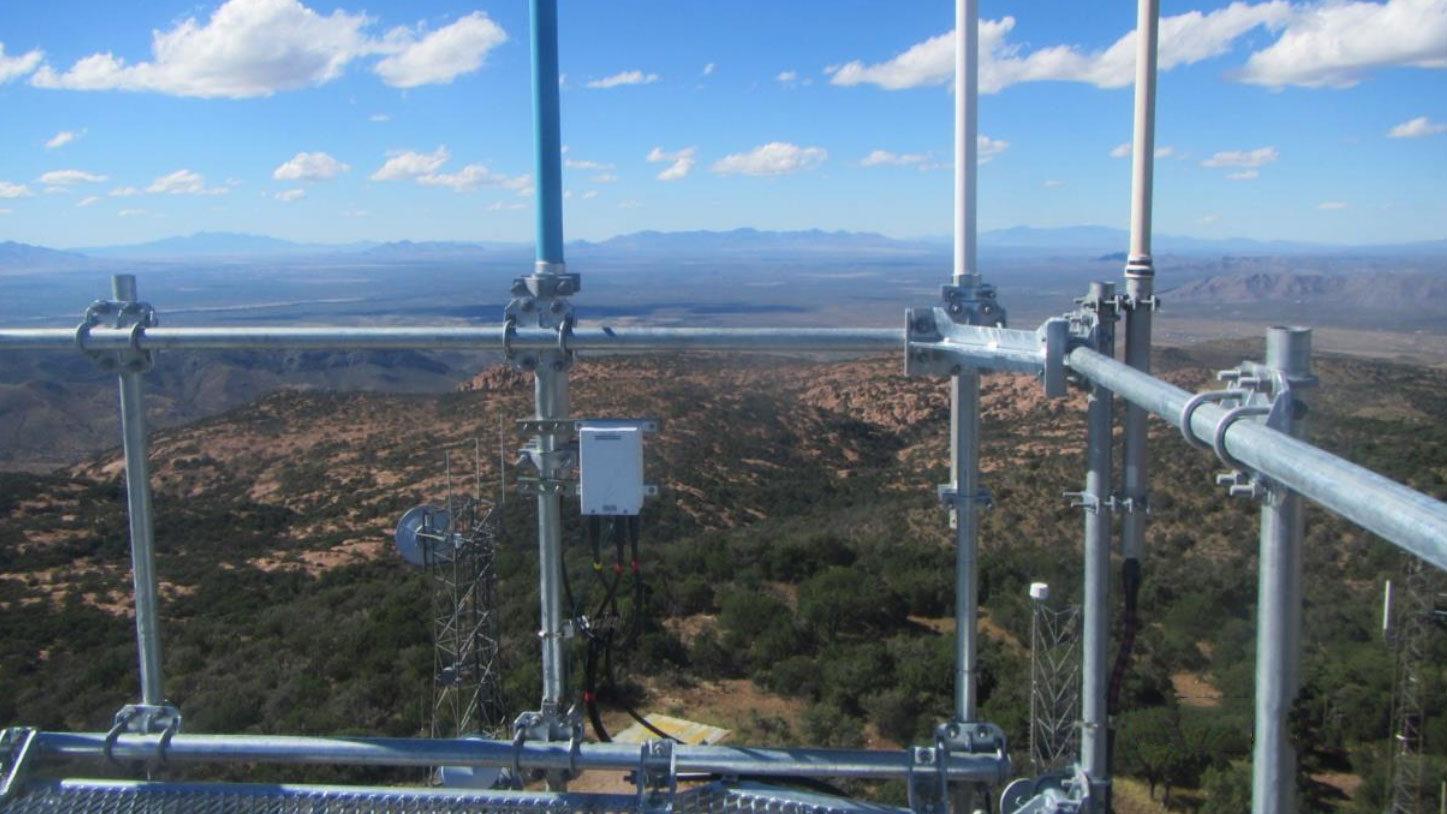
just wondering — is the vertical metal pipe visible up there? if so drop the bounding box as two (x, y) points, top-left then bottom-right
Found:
(951, 371), (981, 721)
(113, 275), (165, 707)
(1251, 327), (1310, 814)
(530, 0), (565, 268)
(534, 363), (569, 711)
(1081, 285), (1115, 810)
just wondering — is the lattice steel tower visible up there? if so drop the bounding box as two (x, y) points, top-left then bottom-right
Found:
(1387, 557), (1442, 814)
(1027, 583), (1081, 776)
(397, 442), (507, 741)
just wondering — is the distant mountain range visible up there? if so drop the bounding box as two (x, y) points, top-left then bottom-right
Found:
(6, 227), (1443, 269)
(0, 241), (99, 271)
(71, 231), (380, 258)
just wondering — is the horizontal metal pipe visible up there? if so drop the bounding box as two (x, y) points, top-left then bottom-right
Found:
(0, 326), (902, 354)
(1067, 347), (1447, 569)
(32, 732), (1007, 783)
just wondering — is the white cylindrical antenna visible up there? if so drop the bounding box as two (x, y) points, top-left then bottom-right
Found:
(1029, 582), (1050, 602)
(1128, 0), (1160, 263)
(1383, 579), (1394, 642)
(954, 0), (979, 283)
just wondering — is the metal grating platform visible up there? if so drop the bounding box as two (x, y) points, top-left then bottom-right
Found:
(0, 779), (906, 814)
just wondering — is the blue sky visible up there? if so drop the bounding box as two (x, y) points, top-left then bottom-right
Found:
(1, 0), (1444, 248)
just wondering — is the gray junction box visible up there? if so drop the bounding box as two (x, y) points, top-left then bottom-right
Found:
(578, 424), (644, 516)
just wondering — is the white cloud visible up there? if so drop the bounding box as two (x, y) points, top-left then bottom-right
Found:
(110, 186), (141, 197)
(147, 169), (227, 195)
(30, 0), (375, 98)
(77, 195), (100, 207)
(828, 4), (1291, 92)
(273, 151), (350, 181)
(374, 11), (506, 88)
(0, 43), (43, 83)
(45, 130), (79, 149)
(0, 209), (11, 215)
(1389, 116), (1447, 138)
(618, 199), (641, 209)
(1226, 169), (1261, 180)
(38, 169), (106, 186)
(0, 182), (35, 198)
(1202, 146), (1279, 168)
(1239, 0), (1447, 89)
(712, 142), (828, 176)
(118, 208), (146, 217)
(486, 201), (526, 211)
(582, 190), (599, 199)
(777, 70), (798, 82)
(978, 135), (1010, 162)
(1318, 200), (1348, 210)
(1198, 213), (1221, 224)
(416, 164), (531, 194)
(370, 113), (390, 123)
(702, 62), (716, 76)
(860, 149), (928, 167)
(1155, 145), (1177, 159)
(275, 188), (306, 201)
(564, 158), (615, 171)
(1042, 179), (1065, 188)
(586, 70), (659, 89)
(588, 173), (618, 184)
(647, 146), (697, 181)
(371, 146), (450, 180)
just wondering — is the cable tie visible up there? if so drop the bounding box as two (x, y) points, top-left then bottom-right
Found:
(631, 560), (641, 573)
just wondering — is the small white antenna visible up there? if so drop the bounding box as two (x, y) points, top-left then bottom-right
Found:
(1383, 579), (1394, 643)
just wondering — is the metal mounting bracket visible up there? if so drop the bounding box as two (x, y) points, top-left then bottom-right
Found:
(111, 703), (181, 737)
(635, 738), (677, 812)
(999, 766), (1090, 813)
(909, 720), (1009, 813)
(1188, 360), (1314, 501)
(76, 298), (157, 373)
(1063, 491), (1119, 513)
(904, 307), (1062, 389)
(518, 418), (662, 436)
(938, 484), (993, 510)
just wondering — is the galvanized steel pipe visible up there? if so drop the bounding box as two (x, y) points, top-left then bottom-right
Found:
(1067, 347), (1447, 569)
(0, 326), (901, 353)
(112, 276), (166, 708)
(30, 732), (1009, 783)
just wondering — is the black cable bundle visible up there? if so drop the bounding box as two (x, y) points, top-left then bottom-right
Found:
(578, 514), (673, 743)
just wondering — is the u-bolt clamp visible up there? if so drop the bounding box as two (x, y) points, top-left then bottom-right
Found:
(502, 315), (518, 363)
(510, 719), (531, 781)
(1212, 404), (1271, 472)
(557, 312), (574, 358)
(1178, 390), (1241, 450)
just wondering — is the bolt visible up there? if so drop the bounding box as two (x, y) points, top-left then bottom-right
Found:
(550, 301), (565, 314)
(948, 303), (964, 315)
